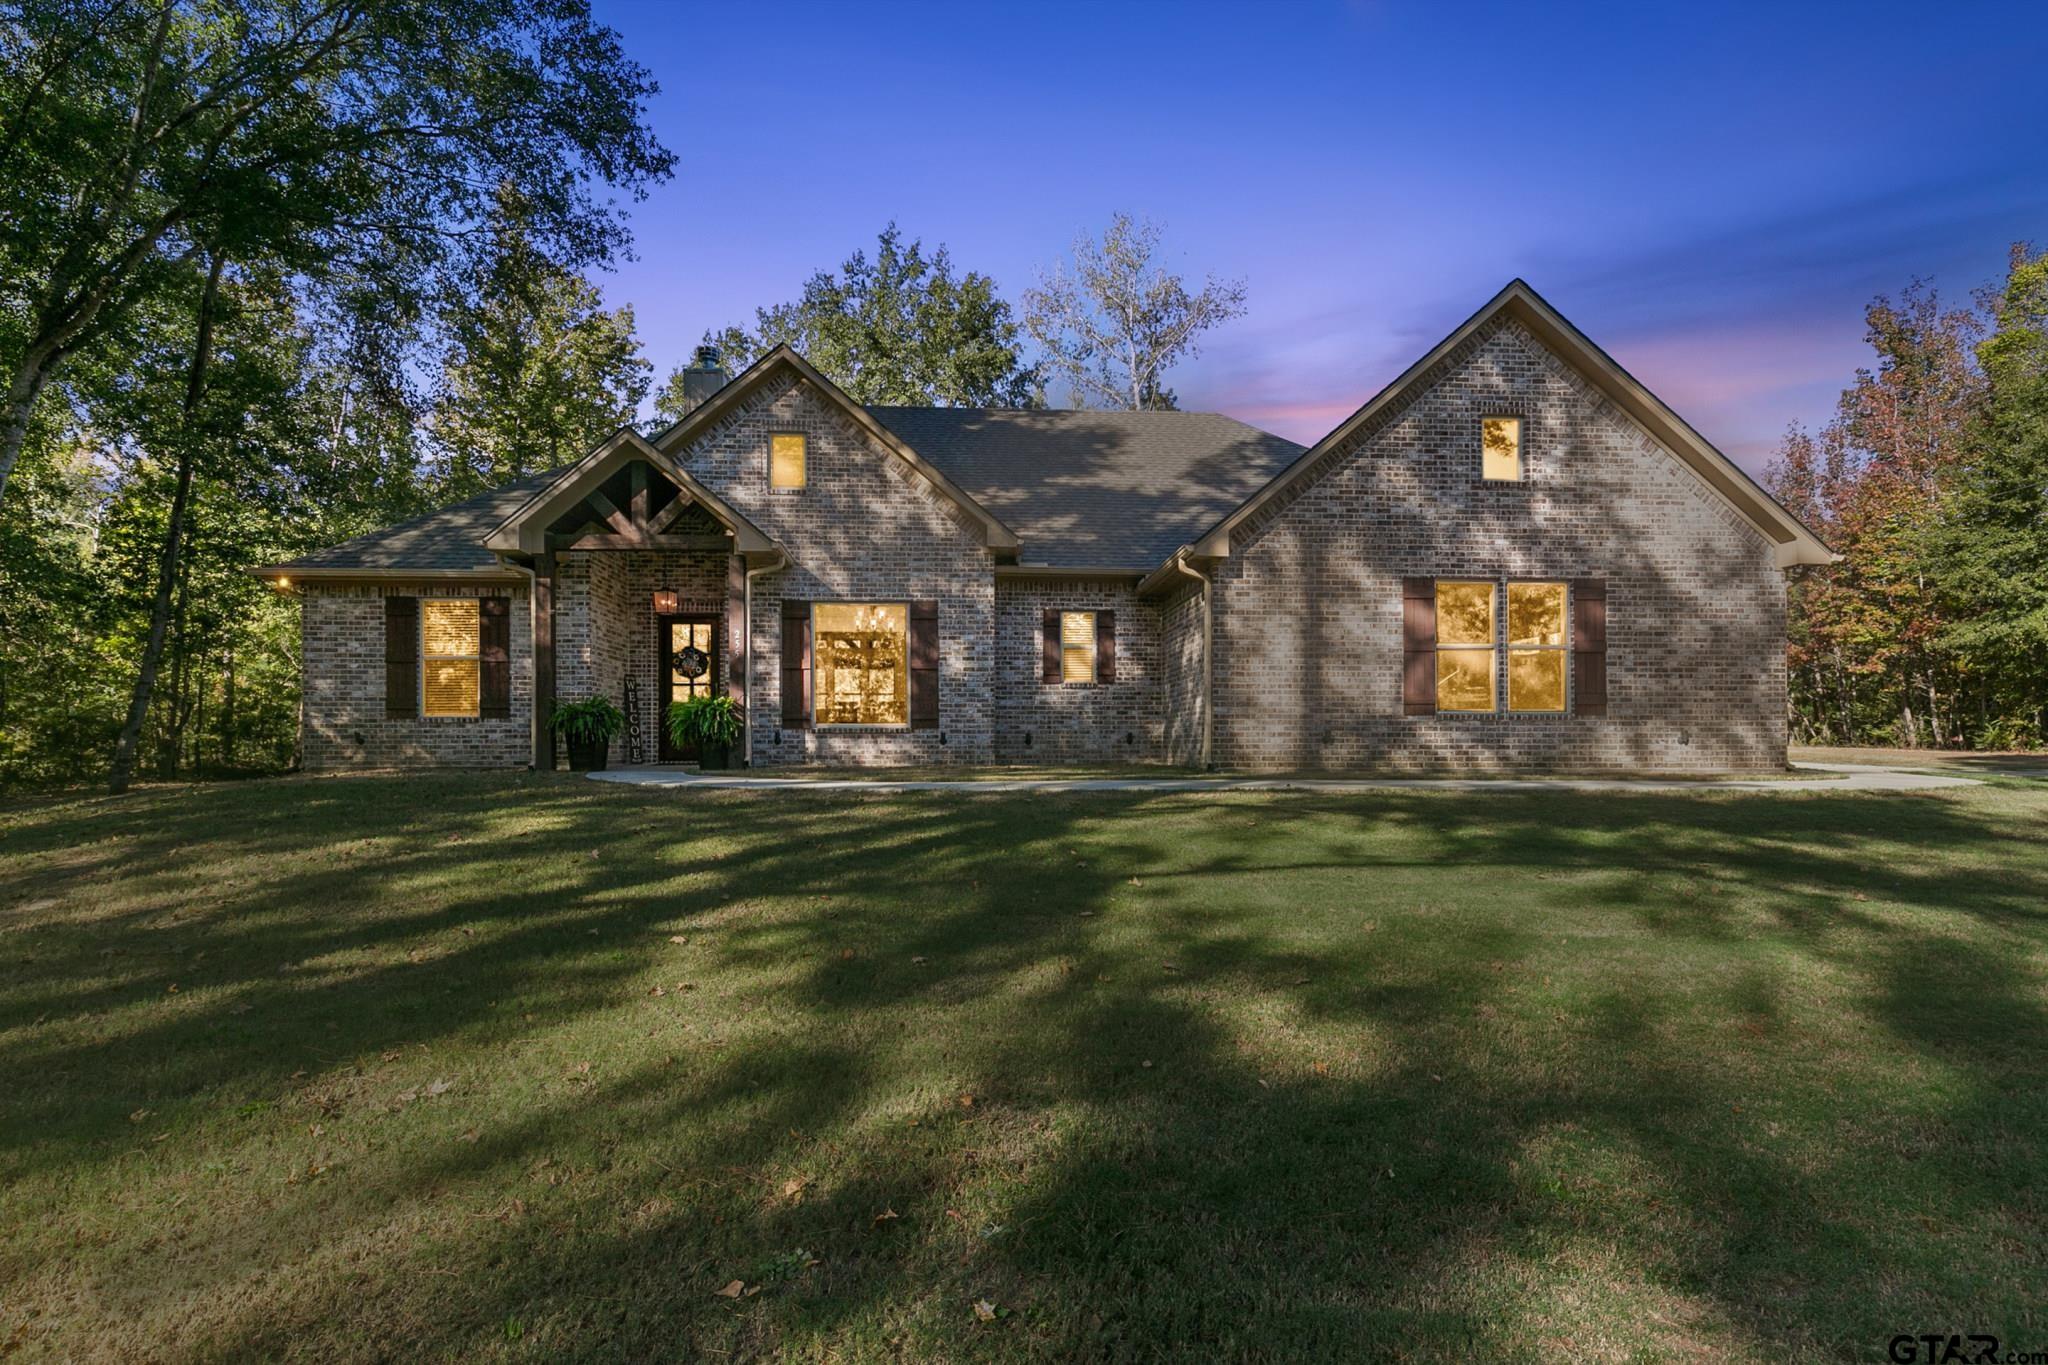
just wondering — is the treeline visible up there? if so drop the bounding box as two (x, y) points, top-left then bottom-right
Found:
(1769, 246), (2048, 749)
(0, 7), (1252, 799)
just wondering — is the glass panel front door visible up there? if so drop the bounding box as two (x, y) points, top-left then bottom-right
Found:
(659, 616), (718, 760)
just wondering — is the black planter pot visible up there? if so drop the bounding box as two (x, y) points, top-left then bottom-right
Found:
(565, 736), (610, 772)
(697, 740), (733, 771)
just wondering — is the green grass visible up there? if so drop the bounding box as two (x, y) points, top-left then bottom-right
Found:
(2, 774), (2044, 1361)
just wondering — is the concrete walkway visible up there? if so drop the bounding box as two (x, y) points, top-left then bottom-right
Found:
(588, 761), (1978, 795)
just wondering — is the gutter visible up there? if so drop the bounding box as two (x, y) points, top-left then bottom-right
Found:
(1167, 551), (1214, 770)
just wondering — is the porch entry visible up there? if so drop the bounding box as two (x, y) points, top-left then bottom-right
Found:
(657, 614), (720, 761)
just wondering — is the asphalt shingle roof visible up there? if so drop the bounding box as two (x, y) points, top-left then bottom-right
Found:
(270, 409), (1303, 574)
(272, 466), (568, 573)
(867, 407), (1303, 568)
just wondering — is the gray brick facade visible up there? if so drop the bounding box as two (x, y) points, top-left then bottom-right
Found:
(991, 578), (1162, 763)
(300, 582), (532, 769)
(288, 288), (1810, 776)
(673, 371), (996, 767)
(1208, 316), (1786, 772)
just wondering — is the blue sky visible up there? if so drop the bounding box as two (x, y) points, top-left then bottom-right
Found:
(588, 0), (2046, 474)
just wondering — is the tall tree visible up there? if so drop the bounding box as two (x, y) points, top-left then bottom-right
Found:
(1769, 281), (1986, 746)
(1930, 245), (2048, 742)
(1022, 213), (1247, 410)
(431, 192), (650, 496)
(0, 0), (674, 509)
(665, 224), (1038, 420)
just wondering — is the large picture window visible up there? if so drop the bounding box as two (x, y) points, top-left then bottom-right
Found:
(814, 602), (908, 726)
(421, 599), (480, 717)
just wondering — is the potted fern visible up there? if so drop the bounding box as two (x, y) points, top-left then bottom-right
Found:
(667, 695), (745, 770)
(548, 696), (626, 772)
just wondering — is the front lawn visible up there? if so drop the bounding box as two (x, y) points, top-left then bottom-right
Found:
(2, 774), (2044, 1360)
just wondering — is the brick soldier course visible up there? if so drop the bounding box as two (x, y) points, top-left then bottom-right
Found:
(259, 281), (1830, 774)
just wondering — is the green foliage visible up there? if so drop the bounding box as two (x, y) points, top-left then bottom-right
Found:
(666, 695), (744, 749)
(546, 697), (626, 744)
(665, 225), (1039, 419)
(1773, 245), (2048, 749)
(431, 189), (652, 496)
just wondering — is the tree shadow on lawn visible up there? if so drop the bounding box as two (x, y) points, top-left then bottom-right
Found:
(2, 776), (2045, 1359)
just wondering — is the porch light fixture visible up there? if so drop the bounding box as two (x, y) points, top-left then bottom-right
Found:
(651, 589), (678, 614)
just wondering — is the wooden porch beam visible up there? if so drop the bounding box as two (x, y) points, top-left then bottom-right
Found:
(584, 489), (634, 537)
(647, 493), (695, 535)
(548, 530), (734, 552)
(629, 461), (649, 530)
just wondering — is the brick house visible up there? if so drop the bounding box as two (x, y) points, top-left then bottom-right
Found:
(257, 281), (1830, 773)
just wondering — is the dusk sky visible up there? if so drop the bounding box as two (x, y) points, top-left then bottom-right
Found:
(589, 0), (2046, 475)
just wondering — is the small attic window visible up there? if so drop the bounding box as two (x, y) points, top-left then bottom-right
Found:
(770, 432), (806, 489)
(1482, 417), (1522, 481)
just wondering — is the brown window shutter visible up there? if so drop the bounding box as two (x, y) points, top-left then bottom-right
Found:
(1095, 610), (1116, 683)
(1401, 578), (1435, 715)
(780, 599), (811, 728)
(1572, 579), (1607, 716)
(1042, 609), (1060, 683)
(725, 555), (747, 711)
(384, 595), (419, 717)
(909, 600), (939, 729)
(478, 596), (511, 718)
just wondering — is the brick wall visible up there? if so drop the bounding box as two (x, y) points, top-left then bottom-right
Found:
(674, 372), (996, 766)
(991, 577), (1163, 763)
(1208, 316), (1787, 773)
(556, 548), (728, 762)
(300, 581), (532, 769)
(1159, 580), (1206, 767)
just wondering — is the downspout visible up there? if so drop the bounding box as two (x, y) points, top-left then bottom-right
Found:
(501, 553), (542, 769)
(1170, 553), (1214, 770)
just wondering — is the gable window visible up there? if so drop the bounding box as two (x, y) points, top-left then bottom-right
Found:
(1506, 582), (1567, 712)
(770, 432), (806, 488)
(1482, 416), (1522, 481)
(1434, 581), (1497, 712)
(1060, 611), (1097, 683)
(814, 602), (907, 726)
(421, 599), (480, 717)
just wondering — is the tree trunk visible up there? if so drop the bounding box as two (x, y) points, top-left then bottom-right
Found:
(108, 251), (224, 795)
(0, 361), (52, 508)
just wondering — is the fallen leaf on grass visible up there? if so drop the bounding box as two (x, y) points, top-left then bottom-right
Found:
(459, 1128), (479, 1143)
(873, 1207), (898, 1224)
(780, 1176), (810, 1201)
(129, 1108), (152, 1123)
(972, 1300), (998, 1322)
(669, 935), (689, 945)
(958, 1093), (975, 1109)
(714, 1280), (746, 1298)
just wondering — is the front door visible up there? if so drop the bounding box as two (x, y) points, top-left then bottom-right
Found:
(658, 615), (720, 761)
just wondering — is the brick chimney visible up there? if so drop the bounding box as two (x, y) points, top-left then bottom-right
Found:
(675, 345), (728, 417)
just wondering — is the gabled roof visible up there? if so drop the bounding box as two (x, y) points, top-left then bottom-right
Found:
(868, 407), (1302, 570)
(650, 345), (1023, 551)
(1179, 279), (1833, 570)
(483, 427), (777, 557)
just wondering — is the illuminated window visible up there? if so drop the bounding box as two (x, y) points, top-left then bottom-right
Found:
(814, 603), (907, 726)
(1482, 416), (1521, 481)
(421, 599), (480, 717)
(1061, 611), (1097, 683)
(770, 432), (806, 488)
(1507, 582), (1567, 712)
(1435, 581), (1496, 712)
